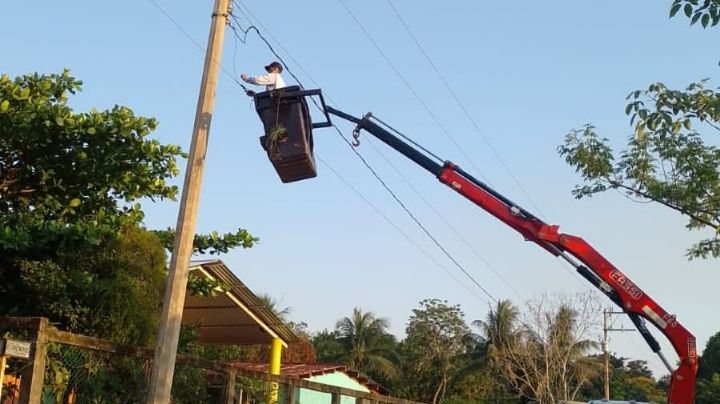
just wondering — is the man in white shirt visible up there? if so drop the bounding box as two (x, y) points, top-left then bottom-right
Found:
(241, 61), (286, 95)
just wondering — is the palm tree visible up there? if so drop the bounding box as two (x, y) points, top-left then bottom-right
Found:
(256, 292), (292, 322)
(470, 299), (521, 402)
(473, 299), (520, 353)
(546, 304), (601, 401)
(335, 308), (399, 380)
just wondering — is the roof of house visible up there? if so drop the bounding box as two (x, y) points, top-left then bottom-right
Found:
(182, 260), (298, 347)
(232, 363), (390, 395)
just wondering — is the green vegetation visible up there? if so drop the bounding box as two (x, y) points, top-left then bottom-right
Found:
(559, 0), (720, 260)
(310, 293), (720, 403)
(0, 70), (256, 345)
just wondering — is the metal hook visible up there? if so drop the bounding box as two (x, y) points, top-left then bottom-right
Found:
(351, 112), (373, 147)
(352, 125), (361, 147)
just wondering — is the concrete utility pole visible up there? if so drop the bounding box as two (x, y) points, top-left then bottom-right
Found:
(602, 308), (635, 401)
(145, 0), (230, 402)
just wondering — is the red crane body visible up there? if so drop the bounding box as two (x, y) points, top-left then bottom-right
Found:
(438, 164), (697, 403)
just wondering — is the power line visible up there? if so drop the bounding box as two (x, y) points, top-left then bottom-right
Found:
(330, 123), (498, 303)
(362, 135), (524, 301)
(144, 0), (252, 92)
(150, 0), (501, 304)
(315, 154), (489, 303)
(229, 3), (502, 304)
(384, 0), (546, 218)
(233, 1), (323, 90)
(227, 14), (306, 90)
(336, 0), (492, 184)
(229, 4), (527, 304)
(150, 1), (662, 369)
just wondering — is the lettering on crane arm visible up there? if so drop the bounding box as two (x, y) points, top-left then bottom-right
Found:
(689, 338), (697, 360)
(663, 313), (678, 328)
(609, 270), (644, 300)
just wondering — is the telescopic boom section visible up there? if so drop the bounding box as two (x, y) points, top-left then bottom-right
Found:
(325, 106), (698, 404)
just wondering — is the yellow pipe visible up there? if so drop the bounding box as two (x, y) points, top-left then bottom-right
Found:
(268, 337), (283, 404)
(270, 337), (282, 375)
(0, 356), (6, 399)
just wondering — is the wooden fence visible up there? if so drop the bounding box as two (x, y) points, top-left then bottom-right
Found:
(0, 317), (421, 404)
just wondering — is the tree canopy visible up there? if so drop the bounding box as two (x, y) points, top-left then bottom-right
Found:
(558, 2), (720, 259)
(0, 70), (256, 343)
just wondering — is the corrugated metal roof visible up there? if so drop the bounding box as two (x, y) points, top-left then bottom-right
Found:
(182, 260), (298, 346)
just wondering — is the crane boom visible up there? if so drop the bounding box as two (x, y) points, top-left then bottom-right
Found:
(324, 106), (698, 404)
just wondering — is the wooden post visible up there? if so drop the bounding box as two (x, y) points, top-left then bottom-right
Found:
(145, 0), (230, 402)
(286, 383), (297, 404)
(222, 369), (237, 404)
(331, 391), (341, 404)
(19, 318), (48, 404)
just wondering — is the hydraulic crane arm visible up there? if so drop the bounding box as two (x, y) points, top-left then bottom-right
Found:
(324, 106), (698, 404)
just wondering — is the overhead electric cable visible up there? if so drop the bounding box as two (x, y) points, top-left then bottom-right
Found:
(384, 0), (546, 217)
(228, 7), (504, 304)
(316, 154), (489, 302)
(336, 0), (492, 184)
(330, 124), (499, 303)
(363, 135), (524, 301)
(233, 1), (323, 90)
(150, 0), (506, 304)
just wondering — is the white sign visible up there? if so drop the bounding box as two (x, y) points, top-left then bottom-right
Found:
(1, 338), (32, 359)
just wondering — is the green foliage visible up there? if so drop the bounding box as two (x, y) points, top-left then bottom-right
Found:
(255, 292), (292, 321)
(699, 331), (720, 379)
(670, 0), (720, 28)
(403, 299), (470, 404)
(266, 124), (287, 154)
(0, 226), (167, 345)
(0, 71), (257, 347)
(559, 80), (720, 259)
(153, 227), (258, 256)
(312, 329), (345, 363)
(333, 308), (400, 381)
(559, 1), (720, 260)
(696, 373), (720, 404)
(581, 356), (667, 402)
(0, 70), (183, 251)
(468, 299), (520, 401)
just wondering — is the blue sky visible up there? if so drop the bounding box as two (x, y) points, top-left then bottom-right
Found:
(4, 0), (719, 377)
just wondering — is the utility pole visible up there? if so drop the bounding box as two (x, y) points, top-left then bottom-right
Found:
(145, 0), (230, 402)
(602, 308), (635, 401)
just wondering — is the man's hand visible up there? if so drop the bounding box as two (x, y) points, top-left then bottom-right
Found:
(240, 73), (249, 81)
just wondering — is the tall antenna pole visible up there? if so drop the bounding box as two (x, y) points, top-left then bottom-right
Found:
(603, 308), (636, 400)
(145, 0), (230, 401)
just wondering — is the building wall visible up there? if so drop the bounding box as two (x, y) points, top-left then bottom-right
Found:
(294, 373), (370, 404)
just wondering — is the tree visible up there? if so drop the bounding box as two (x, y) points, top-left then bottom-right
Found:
(474, 299), (520, 357)
(558, 4), (720, 260)
(669, 0), (720, 28)
(257, 292), (292, 322)
(312, 329), (345, 363)
(334, 308), (399, 381)
(0, 70), (256, 341)
(469, 299), (521, 402)
(696, 373), (720, 404)
(493, 293), (601, 403)
(403, 299), (470, 404)
(699, 331), (720, 379)
(579, 355), (666, 402)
